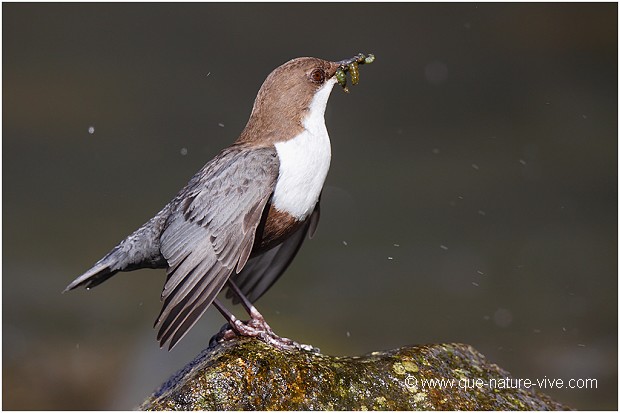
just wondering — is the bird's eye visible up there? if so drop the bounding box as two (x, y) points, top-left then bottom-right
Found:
(310, 69), (326, 84)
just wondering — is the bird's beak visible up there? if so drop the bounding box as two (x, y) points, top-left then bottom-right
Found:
(336, 53), (374, 67)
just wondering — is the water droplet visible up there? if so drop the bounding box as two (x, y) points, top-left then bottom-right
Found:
(180, 147), (188, 156)
(88, 126), (95, 135)
(424, 61), (449, 85)
(493, 308), (513, 328)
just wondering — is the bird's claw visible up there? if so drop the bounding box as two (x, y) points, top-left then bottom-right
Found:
(210, 321), (320, 353)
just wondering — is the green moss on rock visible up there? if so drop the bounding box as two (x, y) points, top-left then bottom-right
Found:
(140, 338), (569, 410)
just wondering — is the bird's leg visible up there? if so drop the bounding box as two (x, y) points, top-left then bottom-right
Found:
(225, 280), (273, 332)
(209, 282), (319, 353)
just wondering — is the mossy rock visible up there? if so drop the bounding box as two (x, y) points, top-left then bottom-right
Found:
(140, 338), (569, 410)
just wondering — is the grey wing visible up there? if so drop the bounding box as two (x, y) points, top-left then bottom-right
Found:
(155, 147), (279, 350)
(230, 203), (320, 303)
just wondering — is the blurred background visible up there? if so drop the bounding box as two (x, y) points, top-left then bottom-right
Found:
(3, 3), (617, 410)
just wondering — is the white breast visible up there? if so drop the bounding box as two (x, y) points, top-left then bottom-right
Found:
(272, 78), (337, 219)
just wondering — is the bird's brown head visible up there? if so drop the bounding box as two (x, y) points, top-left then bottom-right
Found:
(236, 54), (374, 146)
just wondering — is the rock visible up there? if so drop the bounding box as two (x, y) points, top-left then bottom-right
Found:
(140, 338), (569, 410)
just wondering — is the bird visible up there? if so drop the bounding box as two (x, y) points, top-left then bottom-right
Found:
(65, 54), (374, 351)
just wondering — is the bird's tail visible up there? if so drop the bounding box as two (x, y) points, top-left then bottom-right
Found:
(63, 247), (123, 292)
(63, 207), (169, 293)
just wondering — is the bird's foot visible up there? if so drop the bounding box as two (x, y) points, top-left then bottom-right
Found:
(210, 319), (319, 353)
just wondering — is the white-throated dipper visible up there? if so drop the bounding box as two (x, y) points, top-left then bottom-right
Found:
(65, 54), (375, 350)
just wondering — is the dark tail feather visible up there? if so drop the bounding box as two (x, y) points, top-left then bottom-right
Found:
(64, 207), (169, 293)
(63, 262), (120, 292)
(63, 243), (130, 292)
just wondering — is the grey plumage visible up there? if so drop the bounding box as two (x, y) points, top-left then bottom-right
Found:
(155, 146), (278, 348)
(65, 146), (314, 350)
(63, 207), (170, 291)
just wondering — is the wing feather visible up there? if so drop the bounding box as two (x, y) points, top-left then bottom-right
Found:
(155, 147), (279, 349)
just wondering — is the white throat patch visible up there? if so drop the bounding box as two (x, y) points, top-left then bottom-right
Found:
(272, 78), (337, 219)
